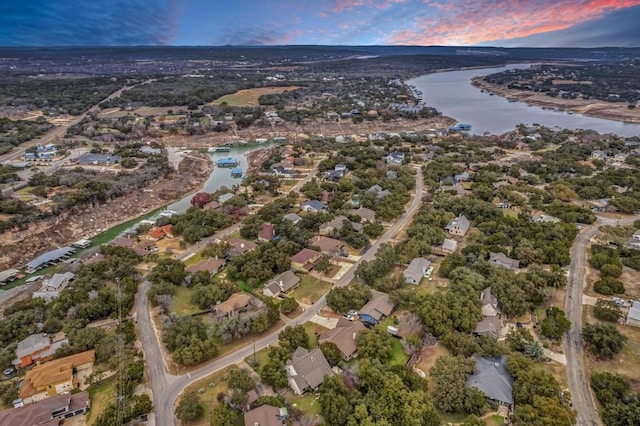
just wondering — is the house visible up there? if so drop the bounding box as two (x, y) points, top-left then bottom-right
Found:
(532, 214), (560, 224)
(26, 247), (75, 273)
(319, 320), (366, 360)
(283, 213), (302, 225)
(403, 258), (432, 285)
(319, 216), (362, 235)
(367, 184), (383, 194)
(144, 224), (174, 242)
(489, 252), (520, 270)
(258, 223), (276, 242)
(359, 291), (394, 324)
(352, 207), (376, 223)
(19, 350), (95, 405)
(13, 333), (69, 368)
(300, 200), (327, 213)
(466, 356), (514, 414)
(213, 293), (253, 318)
(591, 150), (608, 161)
(244, 404), (284, 426)
(203, 200), (220, 210)
(111, 236), (136, 249)
(77, 152), (120, 165)
(455, 171), (470, 182)
(445, 215), (470, 236)
(290, 248), (323, 272)
(627, 301), (640, 327)
(386, 151), (405, 166)
(481, 288), (502, 318)
(0, 269), (19, 285)
(0, 392), (90, 426)
(442, 238), (458, 253)
(186, 258), (226, 275)
(227, 238), (257, 258)
(309, 236), (345, 256)
(263, 270), (300, 298)
(285, 347), (334, 395)
(473, 317), (503, 339)
(271, 161), (295, 177)
(217, 157), (238, 167)
(386, 170), (398, 180)
(32, 272), (75, 302)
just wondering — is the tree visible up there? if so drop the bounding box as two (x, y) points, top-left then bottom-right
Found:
(593, 299), (623, 322)
(191, 192), (212, 208)
(524, 340), (547, 362)
(357, 328), (393, 362)
(279, 297), (298, 314)
(593, 277), (625, 295)
(590, 371), (631, 407)
(462, 415), (488, 426)
(209, 404), (238, 426)
(320, 341), (344, 366)
(176, 391), (204, 423)
(539, 307), (571, 340)
(319, 375), (352, 426)
(148, 258), (186, 285)
(583, 322), (627, 359)
(600, 263), (622, 278)
(278, 325), (309, 352)
(326, 284), (371, 313)
(0, 381), (17, 405)
(464, 387), (488, 416)
(430, 355), (476, 412)
(227, 368), (255, 393)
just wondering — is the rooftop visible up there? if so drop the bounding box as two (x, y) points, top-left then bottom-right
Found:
(466, 355), (513, 406)
(20, 351), (95, 399)
(0, 392), (89, 426)
(26, 247), (75, 270)
(243, 404), (282, 426)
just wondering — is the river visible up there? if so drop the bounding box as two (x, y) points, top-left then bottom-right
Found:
(408, 64), (640, 137)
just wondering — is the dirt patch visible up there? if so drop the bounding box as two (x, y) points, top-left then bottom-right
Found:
(211, 86), (300, 106)
(245, 148), (272, 175)
(621, 267), (640, 300)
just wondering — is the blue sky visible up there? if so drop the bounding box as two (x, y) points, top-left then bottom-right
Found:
(1, 0), (639, 47)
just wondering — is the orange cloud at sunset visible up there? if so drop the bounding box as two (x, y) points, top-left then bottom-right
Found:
(389, 0), (640, 45)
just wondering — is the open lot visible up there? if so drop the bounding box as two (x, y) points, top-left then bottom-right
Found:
(289, 275), (332, 304)
(212, 86), (300, 106)
(179, 367), (233, 426)
(171, 286), (200, 316)
(86, 376), (116, 425)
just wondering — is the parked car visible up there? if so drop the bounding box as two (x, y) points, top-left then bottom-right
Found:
(3, 367), (15, 378)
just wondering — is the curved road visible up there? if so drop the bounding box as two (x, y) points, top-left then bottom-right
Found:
(137, 168), (423, 426)
(564, 215), (637, 426)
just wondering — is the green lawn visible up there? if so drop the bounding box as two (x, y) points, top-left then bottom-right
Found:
(171, 286), (200, 316)
(287, 391), (322, 418)
(180, 367), (233, 426)
(245, 347), (271, 368)
(183, 251), (203, 267)
(86, 376), (117, 425)
(289, 276), (332, 304)
(388, 337), (410, 367)
(303, 321), (329, 349)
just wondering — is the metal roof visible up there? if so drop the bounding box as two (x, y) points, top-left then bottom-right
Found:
(26, 247), (75, 270)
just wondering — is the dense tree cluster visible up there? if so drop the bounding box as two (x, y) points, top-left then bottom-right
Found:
(582, 322), (627, 359)
(591, 371), (640, 425)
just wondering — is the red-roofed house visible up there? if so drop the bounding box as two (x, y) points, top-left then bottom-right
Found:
(258, 223), (275, 242)
(291, 248), (323, 272)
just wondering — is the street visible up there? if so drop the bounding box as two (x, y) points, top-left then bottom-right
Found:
(563, 215), (637, 426)
(136, 168), (423, 426)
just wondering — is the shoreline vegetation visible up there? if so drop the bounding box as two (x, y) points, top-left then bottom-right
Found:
(471, 77), (640, 124)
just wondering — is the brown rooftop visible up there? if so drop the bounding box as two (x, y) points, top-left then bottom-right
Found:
(214, 293), (252, 315)
(20, 350), (95, 399)
(186, 257), (226, 274)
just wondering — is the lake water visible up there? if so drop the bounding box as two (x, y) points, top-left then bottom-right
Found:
(166, 143), (274, 213)
(408, 64), (640, 137)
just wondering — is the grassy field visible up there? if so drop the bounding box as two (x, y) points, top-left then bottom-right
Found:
(388, 337), (410, 367)
(289, 276), (332, 304)
(540, 360), (568, 389)
(179, 367), (233, 426)
(286, 390), (322, 419)
(212, 86), (300, 106)
(303, 321), (329, 349)
(171, 286), (200, 316)
(417, 344), (450, 378)
(86, 376), (117, 425)
(183, 251), (203, 267)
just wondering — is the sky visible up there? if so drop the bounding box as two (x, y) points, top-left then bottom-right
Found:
(1, 0), (639, 47)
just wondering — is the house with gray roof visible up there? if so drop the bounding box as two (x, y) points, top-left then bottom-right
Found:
(627, 301), (640, 327)
(319, 216), (363, 235)
(300, 200), (327, 213)
(481, 287), (502, 318)
(244, 404), (283, 426)
(473, 317), (503, 340)
(285, 347), (334, 395)
(263, 270), (300, 298)
(404, 258), (432, 285)
(318, 320), (366, 361)
(284, 213), (302, 225)
(489, 252), (520, 270)
(351, 207), (376, 223)
(13, 333), (69, 368)
(442, 238), (458, 253)
(32, 272), (75, 302)
(466, 356), (514, 414)
(445, 215), (470, 236)
(359, 291), (394, 322)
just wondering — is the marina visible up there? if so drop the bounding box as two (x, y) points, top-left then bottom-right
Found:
(216, 157), (238, 167)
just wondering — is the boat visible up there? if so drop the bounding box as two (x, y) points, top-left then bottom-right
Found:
(159, 209), (177, 218)
(207, 146), (231, 152)
(217, 157), (238, 167)
(489, 93), (495, 96)
(231, 167), (243, 178)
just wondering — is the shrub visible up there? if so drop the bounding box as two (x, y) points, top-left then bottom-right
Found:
(593, 278), (625, 295)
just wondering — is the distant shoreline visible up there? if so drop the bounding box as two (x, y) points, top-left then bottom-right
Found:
(471, 77), (640, 125)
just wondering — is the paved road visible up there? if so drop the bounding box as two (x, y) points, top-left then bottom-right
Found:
(563, 216), (636, 426)
(138, 168), (423, 426)
(0, 79), (155, 163)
